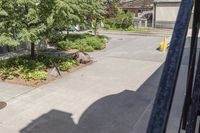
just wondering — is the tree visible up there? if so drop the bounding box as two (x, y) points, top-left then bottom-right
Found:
(85, 0), (105, 35)
(45, 0), (105, 37)
(46, 0), (82, 36)
(0, 0), (48, 58)
(0, 0), (105, 57)
(104, 0), (121, 17)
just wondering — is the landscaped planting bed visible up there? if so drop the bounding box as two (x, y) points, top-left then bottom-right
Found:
(57, 34), (107, 52)
(0, 33), (108, 86)
(0, 55), (78, 86)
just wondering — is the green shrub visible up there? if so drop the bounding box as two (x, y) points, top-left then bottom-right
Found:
(0, 68), (18, 80)
(0, 55), (78, 81)
(59, 60), (76, 71)
(104, 24), (111, 30)
(104, 11), (134, 30)
(57, 34), (107, 52)
(85, 37), (105, 50)
(125, 25), (135, 31)
(21, 71), (48, 80)
(79, 44), (94, 52)
(58, 40), (74, 50)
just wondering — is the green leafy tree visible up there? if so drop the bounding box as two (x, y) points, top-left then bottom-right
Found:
(105, 9), (134, 30)
(0, 0), (48, 58)
(47, 0), (82, 36)
(45, 0), (105, 37)
(0, 0), (105, 56)
(85, 0), (105, 35)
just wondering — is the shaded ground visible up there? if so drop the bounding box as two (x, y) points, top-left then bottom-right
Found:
(0, 34), (168, 133)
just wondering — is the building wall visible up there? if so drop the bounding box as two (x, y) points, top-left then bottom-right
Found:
(154, 2), (180, 28)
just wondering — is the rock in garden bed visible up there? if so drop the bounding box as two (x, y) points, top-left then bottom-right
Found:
(71, 51), (92, 64)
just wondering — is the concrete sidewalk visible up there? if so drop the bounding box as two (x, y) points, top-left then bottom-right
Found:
(0, 82), (32, 102)
(0, 35), (165, 133)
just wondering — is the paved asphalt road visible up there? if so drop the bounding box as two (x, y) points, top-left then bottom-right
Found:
(0, 34), (186, 133)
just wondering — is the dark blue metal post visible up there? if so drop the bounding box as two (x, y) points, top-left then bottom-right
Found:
(146, 0), (193, 132)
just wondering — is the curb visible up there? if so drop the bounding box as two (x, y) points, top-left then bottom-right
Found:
(99, 31), (172, 37)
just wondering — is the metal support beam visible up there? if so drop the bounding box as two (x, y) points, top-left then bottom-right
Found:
(146, 0), (193, 132)
(180, 0), (200, 130)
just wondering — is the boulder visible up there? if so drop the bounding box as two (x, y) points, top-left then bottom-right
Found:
(73, 51), (92, 64)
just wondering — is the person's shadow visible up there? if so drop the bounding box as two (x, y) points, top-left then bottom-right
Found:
(20, 37), (194, 133)
(20, 66), (163, 133)
(20, 87), (159, 133)
(20, 110), (78, 133)
(20, 90), (155, 133)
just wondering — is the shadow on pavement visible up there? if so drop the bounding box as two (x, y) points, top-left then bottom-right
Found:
(19, 37), (195, 133)
(20, 65), (163, 133)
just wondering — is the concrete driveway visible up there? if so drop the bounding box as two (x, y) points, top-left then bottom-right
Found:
(0, 34), (166, 133)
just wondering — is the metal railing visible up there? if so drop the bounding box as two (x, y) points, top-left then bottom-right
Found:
(146, 0), (200, 132)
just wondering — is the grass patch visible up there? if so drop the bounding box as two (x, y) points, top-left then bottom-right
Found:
(0, 55), (78, 81)
(57, 34), (107, 52)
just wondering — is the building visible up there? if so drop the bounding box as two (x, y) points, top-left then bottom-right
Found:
(119, 0), (154, 17)
(153, 0), (181, 28)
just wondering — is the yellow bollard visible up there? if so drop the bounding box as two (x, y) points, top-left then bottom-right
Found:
(159, 42), (163, 50)
(163, 36), (167, 53)
(158, 36), (167, 52)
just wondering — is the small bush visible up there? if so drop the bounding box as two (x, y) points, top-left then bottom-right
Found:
(104, 10), (135, 30)
(57, 34), (107, 52)
(58, 40), (75, 50)
(74, 39), (95, 52)
(79, 44), (94, 52)
(85, 37), (105, 50)
(125, 25), (135, 31)
(0, 55), (78, 81)
(104, 24), (111, 30)
(59, 60), (77, 71)
(21, 71), (48, 80)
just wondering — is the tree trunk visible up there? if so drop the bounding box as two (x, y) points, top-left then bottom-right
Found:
(94, 30), (97, 36)
(94, 25), (97, 36)
(31, 42), (35, 58)
(67, 30), (69, 36)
